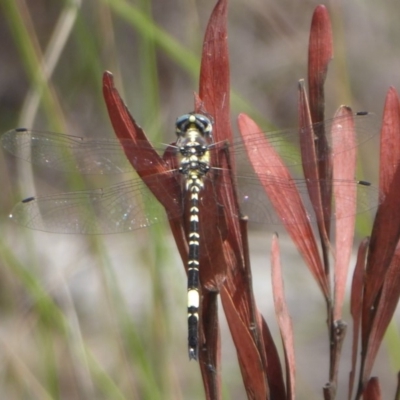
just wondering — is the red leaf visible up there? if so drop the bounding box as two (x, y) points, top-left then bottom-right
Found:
(360, 88), (400, 388)
(199, 0), (231, 145)
(349, 238), (369, 400)
(199, 4), (276, 398)
(363, 247), (400, 385)
(260, 317), (287, 399)
(297, 81), (331, 275)
(196, 1), (242, 396)
(298, 81), (326, 234)
(308, 4), (333, 125)
(271, 234), (295, 400)
(197, 0), (233, 280)
(102, 70), (189, 279)
(307, 5), (334, 239)
(220, 286), (269, 399)
(221, 218), (274, 398)
(363, 377), (382, 400)
(238, 113), (328, 297)
(102, 71), (181, 214)
(379, 87), (400, 194)
(332, 106), (357, 320)
(363, 88), (400, 326)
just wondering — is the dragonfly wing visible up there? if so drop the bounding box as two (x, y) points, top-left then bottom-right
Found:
(224, 112), (378, 168)
(1, 129), (175, 174)
(3, 114), (375, 174)
(10, 179), (183, 234)
(234, 174), (379, 225)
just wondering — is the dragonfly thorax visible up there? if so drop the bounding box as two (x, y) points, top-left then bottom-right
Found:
(175, 114), (213, 179)
(178, 136), (211, 176)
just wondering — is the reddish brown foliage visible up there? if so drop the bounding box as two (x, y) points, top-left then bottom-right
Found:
(363, 378), (382, 400)
(103, 1), (400, 399)
(352, 88), (400, 398)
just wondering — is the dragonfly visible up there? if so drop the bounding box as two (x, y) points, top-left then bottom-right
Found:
(2, 112), (379, 359)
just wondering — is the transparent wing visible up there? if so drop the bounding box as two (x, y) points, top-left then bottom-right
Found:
(9, 170), (379, 234)
(226, 112), (378, 167)
(10, 177), (184, 234)
(234, 174), (379, 225)
(1, 129), (156, 174)
(2, 113), (377, 174)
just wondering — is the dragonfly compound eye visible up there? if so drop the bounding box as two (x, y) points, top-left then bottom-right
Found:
(175, 113), (213, 137)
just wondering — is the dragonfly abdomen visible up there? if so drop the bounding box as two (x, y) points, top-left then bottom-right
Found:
(187, 188), (201, 360)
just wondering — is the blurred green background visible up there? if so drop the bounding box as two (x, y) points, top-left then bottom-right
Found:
(0, 0), (399, 399)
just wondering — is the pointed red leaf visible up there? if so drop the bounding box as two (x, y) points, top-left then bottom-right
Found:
(360, 88), (400, 388)
(349, 238), (369, 400)
(308, 4), (333, 125)
(220, 216), (276, 398)
(298, 81), (331, 274)
(238, 113), (328, 297)
(103, 72), (159, 167)
(271, 234), (295, 400)
(228, 218), (284, 398)
(363, 377), (382, 400)
(199, 0), (231, 145)
(197, 0), (233, 279)
(260, 317), (287, 399)
(307, 5), (334, 237)
(220, 286), (268, 399)
(102, 71), (181, 214)
(332, 106), (357, 320)
(196, 1), (247, 395)
(363, 88), (400, 327)
(103, 71), (189, 283)
(379, 87), (400, 194)
(199, 3), (274, 397)
(298, 80), (327, 234)
(362, 246), (400, 385)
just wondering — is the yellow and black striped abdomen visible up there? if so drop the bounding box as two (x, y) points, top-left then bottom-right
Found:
(187, 181), (202, 359)
(184, 171), (209, 360)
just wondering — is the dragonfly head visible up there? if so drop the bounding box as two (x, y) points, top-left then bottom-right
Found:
(175, 113), (213, 139)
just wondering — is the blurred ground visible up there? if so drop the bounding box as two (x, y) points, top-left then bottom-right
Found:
(0, 0), (399, 399)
